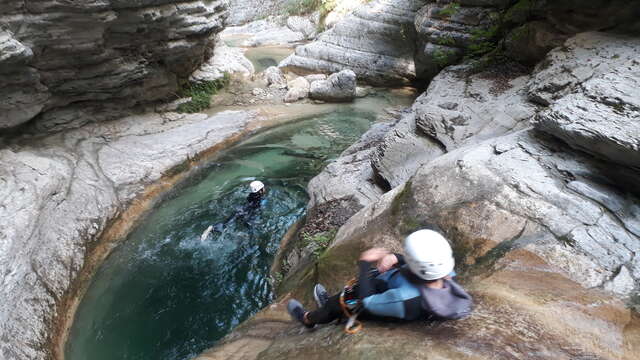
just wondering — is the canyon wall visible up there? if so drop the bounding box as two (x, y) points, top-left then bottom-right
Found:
(0, 0), (228, 134)
(280, 0), (639, 85)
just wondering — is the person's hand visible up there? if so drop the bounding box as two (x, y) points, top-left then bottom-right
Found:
(377, 253), (398, 273)
(359, 248), (389, 263)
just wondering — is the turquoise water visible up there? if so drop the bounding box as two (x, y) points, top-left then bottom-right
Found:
(64, 99), (408, 360)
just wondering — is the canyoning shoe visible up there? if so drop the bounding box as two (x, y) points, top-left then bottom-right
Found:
(287, 299), (313, 328)
(313, 284), (329, 308)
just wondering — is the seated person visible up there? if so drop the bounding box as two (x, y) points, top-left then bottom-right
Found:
(287, 229), (473, 327)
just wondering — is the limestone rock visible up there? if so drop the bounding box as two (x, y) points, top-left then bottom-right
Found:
(308, 69), (357, 102)
(0, 110), (256, 360)
(527, 32), (640, 106)
(283, 77), (310, 103)
(191, 41), (255, 82)
(304, 74), (327, 83)
(372, 63), (537, 188)
(221, 17), (306, 47)
(199, 129), (640, 360)
(414, 65), (537, 151)
(533, 35), (640, 169)
(604, 266), (636, 296)
(263, 66), (287, 88)
(226, 0), (289, 26)
(0, 0), (228, 131)
(307, 120), (399, 211)
(414, 0), (505, 79)
(286, 16), (317, 39)
(504, 21), (567, 65)
(279, 0), (425, 86)
(371, 112), (444, 189)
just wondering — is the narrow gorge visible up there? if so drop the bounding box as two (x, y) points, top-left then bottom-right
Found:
(1, 1), (639, 360)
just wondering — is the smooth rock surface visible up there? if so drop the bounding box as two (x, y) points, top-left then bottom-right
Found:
(532, 34), (640, 169)
(309, 70), (357, 102)
(280, 0), (425, 85)
(283, 77), (310, 103)
(0, 0), (228, 132)
(372, 63), (537, 188)
(0, 110), (256, 360)
(191, 40), (255, 82)
(264, 66), (287, 88)
(528, 32), (640, 106)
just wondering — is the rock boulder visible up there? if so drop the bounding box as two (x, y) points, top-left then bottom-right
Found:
(309, 70), (357, 102)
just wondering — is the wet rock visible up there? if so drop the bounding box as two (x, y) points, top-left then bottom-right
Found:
(309, 69), (357, 102)
(264, 66), (287, 88)
(279, 0), (424, 86)
(198, 131), (640, 360)
(191, 41), (254, 82)
(0, 0), (228, 132)
(308, 120), (399, 211)
(0, 110), (257, 360)
(283, 77), (310, 103)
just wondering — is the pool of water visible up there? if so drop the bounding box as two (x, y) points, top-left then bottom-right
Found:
(243, 46), (294, 73)
(64, 95), (412, 360)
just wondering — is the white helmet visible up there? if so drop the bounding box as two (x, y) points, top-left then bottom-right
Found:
(404, 229), (454, 281)
(249, 180), (265, 193)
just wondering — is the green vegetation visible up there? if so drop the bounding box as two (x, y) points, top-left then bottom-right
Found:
(433, 48), (457, 67)
(435, 35), (456, 47)
(302, 229), (337, 259)
(439, 2), (460, 17)
(176, 73), (230, 113)
(284, 0), (336, 16)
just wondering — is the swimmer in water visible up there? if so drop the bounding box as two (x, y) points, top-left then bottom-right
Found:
(200, 181), (266, 241)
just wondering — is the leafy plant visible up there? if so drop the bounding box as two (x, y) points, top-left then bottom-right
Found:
(439, 2), (460, 17)
(302, 229), (337, 259)
(176, 73), (230, 113)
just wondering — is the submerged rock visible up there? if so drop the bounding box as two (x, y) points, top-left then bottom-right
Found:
(309, 69), (357, 102)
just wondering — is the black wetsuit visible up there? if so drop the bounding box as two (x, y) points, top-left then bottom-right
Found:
(211, 191), (264, 232)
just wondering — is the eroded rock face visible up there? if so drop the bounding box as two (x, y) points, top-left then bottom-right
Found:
(226, 0), (289, 26)
(309, 69), (357, 102)
(280, 0), (425, 86)
(0, 0), (228, 132)
(0, 110), (257, 360)
(372, 63), (537, 188)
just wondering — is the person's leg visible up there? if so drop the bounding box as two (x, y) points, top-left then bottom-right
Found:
(305, 294), (343, 325)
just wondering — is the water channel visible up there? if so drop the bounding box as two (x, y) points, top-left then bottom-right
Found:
(65, 93), (414, 360)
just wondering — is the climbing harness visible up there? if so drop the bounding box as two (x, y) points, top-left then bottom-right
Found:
(339, 278), (363, 334)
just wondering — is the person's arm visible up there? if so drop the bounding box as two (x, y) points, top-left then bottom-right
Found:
(361, 288), (421, 320)
(357, 248), (389, 299)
